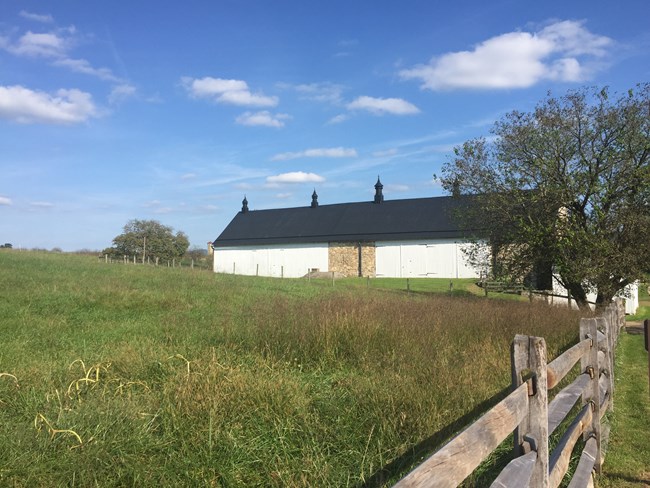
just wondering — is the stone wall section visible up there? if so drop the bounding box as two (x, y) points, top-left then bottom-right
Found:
(328, 242), (376, 277)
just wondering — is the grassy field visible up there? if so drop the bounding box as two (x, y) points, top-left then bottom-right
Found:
(596, 285), (650, 487)
(0, 251), (619, 486)
(597, 332), (650, 487)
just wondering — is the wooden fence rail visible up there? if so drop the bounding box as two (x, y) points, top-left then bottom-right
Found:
(394, 298), (625, 488)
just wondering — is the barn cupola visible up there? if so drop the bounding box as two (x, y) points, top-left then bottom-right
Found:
(311, 189), (319, 208)
(373, 176), (384, 204)
(241, 196), (249, 213)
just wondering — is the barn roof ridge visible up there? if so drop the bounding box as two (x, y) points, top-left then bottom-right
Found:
(213, 192), (479, 248)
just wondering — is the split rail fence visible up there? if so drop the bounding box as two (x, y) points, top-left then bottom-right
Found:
(394, 299), (625, 488)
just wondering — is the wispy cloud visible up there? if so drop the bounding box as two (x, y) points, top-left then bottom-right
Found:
(266, 172), (325, 184)
(182, 76), (278, 107)
(29, 201), (54, 208)
(19, 10), (54, 23)
(3, 31), (68, 57)
(0, 196), (12, 206)
(54, 58), (120, 82)
(400, 20), (613, 90)
(271, 147), (357, 161)
(108, 84), (137, 104)
(347, 96), (420, 115)
(372, 148), (398, 158)
(235, 111), (290, 128)
(0, 85), (98, 124)
(279, 82), (345, 105)
(327, 114), (348, 125)
(0, 27), (122, 83)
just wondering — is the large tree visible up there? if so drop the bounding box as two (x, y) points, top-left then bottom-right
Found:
(439, 85), (650, 309)
(105, 219), (189, 263)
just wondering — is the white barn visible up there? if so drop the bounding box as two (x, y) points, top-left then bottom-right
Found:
(212, 179), (482, 279)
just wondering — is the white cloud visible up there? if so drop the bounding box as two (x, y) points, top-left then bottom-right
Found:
(6, 31), (67, 57)
(0, 196), (12, 206)
(181, 173), (197, 180)
(327, 113), (349, 125)
(400, 20), (612, 90)
(275, 193), (293, 199)
(347, 96), (420, 115)
(108, 84), (137, 104)
(266, 172), (325, 184)
(182, 76), (278, 107)
(236, 111), (290, 128)
(271, 147), (357, 161)
(0, 85), (98, 124)
(19, 11), (54, 23)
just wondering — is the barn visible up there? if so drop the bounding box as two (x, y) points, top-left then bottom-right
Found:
(212, 179), (483, 279)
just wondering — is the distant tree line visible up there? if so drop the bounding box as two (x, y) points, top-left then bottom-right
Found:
(103, 219), (190, 263)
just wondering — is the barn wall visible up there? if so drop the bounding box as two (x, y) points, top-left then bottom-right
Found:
(328, 242), (376, 277)
(375, 239), (479, 278)
(213, 244), (328, 278)
(551, 277), (639, 314)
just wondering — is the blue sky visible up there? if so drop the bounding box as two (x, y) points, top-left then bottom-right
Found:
(1, 0), (649, 251)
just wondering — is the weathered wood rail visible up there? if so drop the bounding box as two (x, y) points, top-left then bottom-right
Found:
(481, 281), (525, 295)
(394, 298), (625, 488)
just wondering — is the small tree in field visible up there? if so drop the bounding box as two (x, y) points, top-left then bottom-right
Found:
(105, 219), (189, 263)
(440, 84), (650, 309)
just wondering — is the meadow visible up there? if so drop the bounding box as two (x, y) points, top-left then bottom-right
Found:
(0, 251), (592, 486)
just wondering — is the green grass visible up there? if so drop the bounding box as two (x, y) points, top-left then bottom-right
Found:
(0, 250), (607, 486)
(597, 333), (650, 487)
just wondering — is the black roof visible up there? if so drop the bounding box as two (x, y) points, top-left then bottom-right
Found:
(213, 194), (480, 248)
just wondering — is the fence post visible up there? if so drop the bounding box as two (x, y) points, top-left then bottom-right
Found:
(580, 318), (602, 473)
(596, 313), (614, 412)
(512, 334), (549, 487)
(643, 319), (650, 393)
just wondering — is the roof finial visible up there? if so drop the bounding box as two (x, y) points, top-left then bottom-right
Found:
(373, 176), (384, 204)
(241, 195), (249, 213)
(311, 189), (319, 208)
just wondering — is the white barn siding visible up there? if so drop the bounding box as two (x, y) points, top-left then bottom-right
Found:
(214, 243), (328, 278)
(552, 277), (639, 314)
(375, 240), (478, 278)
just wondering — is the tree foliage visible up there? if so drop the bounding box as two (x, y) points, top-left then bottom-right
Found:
(104, 219), (189, 263)
(440, 85), (650, 309)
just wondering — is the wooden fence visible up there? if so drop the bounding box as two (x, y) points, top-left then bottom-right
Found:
(101, 254), (212, 271)
(394, 299), (625, 488)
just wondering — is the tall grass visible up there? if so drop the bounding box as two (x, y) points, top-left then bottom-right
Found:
(0, 251), (584, 486)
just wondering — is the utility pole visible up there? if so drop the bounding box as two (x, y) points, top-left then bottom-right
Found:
(143, 236), (146, 264)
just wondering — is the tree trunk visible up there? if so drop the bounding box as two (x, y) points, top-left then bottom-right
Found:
(565, 281), (591, 310)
